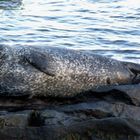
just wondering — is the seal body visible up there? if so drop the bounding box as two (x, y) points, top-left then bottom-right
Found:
(0, 45), (140, 97)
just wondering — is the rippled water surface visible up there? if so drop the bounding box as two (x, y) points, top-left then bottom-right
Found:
(0, 0), (140, 63)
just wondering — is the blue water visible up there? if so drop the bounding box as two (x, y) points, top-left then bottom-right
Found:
(0, 0), (140, 63)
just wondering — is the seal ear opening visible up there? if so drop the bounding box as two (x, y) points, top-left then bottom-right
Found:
(24, 49), (56, 76)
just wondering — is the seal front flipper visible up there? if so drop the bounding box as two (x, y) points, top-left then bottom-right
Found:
(123, 62), (140, 84)
(24, 48), (56, 76)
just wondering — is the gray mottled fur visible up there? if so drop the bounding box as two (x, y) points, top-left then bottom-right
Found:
(0, 45), (140, 97)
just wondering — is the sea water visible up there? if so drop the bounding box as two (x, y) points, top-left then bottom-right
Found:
(0, 0), (140, 63)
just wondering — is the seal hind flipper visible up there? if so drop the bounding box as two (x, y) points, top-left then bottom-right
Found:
(24, 49), (56, 76)
(124, 62), (140, 84)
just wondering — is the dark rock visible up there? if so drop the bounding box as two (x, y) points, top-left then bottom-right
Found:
(0, 84), (139, 139)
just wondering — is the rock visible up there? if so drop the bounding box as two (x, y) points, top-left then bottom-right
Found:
(0, 84), (139, 139)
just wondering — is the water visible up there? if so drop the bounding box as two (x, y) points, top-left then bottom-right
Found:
(0, 0), (140, 63)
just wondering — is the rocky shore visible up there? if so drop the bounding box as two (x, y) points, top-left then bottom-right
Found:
(0, 84), (140, 140)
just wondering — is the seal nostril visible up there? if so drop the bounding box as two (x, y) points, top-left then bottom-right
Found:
(106, 77), (111, 85)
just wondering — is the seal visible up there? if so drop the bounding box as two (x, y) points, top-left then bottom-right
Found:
(0, 45), (140, 97)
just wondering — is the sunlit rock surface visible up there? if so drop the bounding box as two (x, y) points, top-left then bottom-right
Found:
(0, 84), (139, 140)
